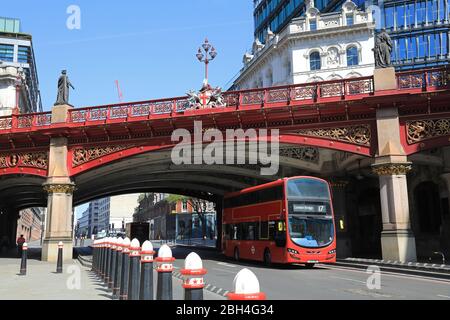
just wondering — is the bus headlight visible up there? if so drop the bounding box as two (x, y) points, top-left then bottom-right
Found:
(287, 248), (299, 255)
(328, 249), (336, 255)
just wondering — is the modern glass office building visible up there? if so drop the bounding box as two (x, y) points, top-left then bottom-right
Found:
(376, 0), (450, 70)
(0, 17), (42, 113)
(253, 0), (366, 42)
(253, 0), (450, 71)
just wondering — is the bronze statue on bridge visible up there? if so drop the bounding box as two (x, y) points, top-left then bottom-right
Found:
(55, 70), (75, 106)
(374, 29), (393, 69)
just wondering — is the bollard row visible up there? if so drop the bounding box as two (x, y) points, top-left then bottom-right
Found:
(91, 238), (266, 301)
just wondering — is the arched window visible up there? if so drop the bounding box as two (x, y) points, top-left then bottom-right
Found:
(310, 52), (321, 70)
(347, 46), (359, 66)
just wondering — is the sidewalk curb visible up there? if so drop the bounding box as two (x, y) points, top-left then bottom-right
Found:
(335, 258), (450, 280)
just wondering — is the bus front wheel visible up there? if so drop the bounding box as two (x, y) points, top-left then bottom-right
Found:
(305, 263), (315, 269)
(234, 248), (240, 261)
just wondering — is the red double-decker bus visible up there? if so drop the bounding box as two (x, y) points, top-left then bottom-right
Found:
(222, 176), (336, 267)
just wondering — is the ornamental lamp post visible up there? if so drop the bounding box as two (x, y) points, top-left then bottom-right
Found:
(196, 38), (217, 85)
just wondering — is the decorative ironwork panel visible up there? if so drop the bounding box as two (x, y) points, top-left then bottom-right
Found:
(223, 93), (239, 107)
(279, 146), (319, 163)
(0, 117), (12, 130)
(320, 83), (343, 98)
(17, 115), (33, 129)
(0, 152), (48, 169)
(151, 101), (172, 114)
(406, 118), (450, 144)
(292, 85), (316, 100)
(242, 91), (264, 105)
(70, 110), (87, 123)
(131, 104), (151, 117)
(110, 106), (129, 119)
(267, 88), (289, 103)
(88, 108), (108, 121)
(346, 79), (373, 95)
(176, 99), (191, 112)
(429, 71), (446, 87)
(35, 114), (52, 126)
(296, 124), (371, 146)
(72, 145), (134, 167)
(398, 74), (424, 89)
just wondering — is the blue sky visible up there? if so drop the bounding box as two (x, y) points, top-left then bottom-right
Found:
(3, 1), (254, 219)
(3, 0), (254, 110)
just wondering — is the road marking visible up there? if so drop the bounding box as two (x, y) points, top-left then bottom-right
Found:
(217, 262), (237, 268)
(437, 294), (450, 299)
(212, 267), (237, 274)
(323, 264), (450, 285)
(330, 276), (366, 284)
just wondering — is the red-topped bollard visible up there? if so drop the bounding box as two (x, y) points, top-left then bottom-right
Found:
(119, 238), (131, 300)
(227, 269), (266, 300)
(139, 241), (155, 300)
(109, 238), (118, 289)
(113, 238), (124, 298)
(19, 242), (28, 276)
(181, 252), (207, 300)
(99, 239), (106, 277)
(56, 241), (64, 274)
(103, 237), (111, 282)
(91, 240), (97, 272)
(156, 244), (175, 300)
(127, 239), (141, 300)
(105, 237), (113, 284)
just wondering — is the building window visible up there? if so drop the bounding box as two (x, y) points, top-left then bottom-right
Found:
(347, 46), (359, 66)
(182, 201), (188, 212)
(310, 51), (321, 70)
(346, 14), (354, 26)
(0, 44), (14, 62)
(309, 19), (317, 31)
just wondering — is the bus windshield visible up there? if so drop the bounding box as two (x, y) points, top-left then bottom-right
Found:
(287, 178), (330, 201)
(288, 215), (334, 248)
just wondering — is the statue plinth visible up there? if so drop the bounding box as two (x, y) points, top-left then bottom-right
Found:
(374, 67), (396, 91)
(51, 104), (73, 123)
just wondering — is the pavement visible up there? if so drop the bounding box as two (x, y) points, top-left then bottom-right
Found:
(0, 258), (110, 300)
(0, 248), (224, 300)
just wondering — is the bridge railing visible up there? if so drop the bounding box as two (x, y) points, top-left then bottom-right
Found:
(0, 67), (447, 131)
(396, 67), (448, 90)
(66, 76), (375, 124)
(0, 112), (52, 131)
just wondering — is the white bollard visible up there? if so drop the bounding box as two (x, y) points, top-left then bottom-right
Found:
(156, 244), (175, 300)
(181, 252), (207, 300)
(227, 268), (266, 300)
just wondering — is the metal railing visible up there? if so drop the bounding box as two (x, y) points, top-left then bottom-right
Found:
(0, 67), (447, 132)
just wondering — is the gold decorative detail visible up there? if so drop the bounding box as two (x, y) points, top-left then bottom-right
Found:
(406, 119), (450, 144)
(372, 163), (412, 176)
(329, 180), (349, 188)
(43, 184), (76, 194)
(279, 146), (319, 163)
(296, 125), (371, 146)
(0, 152), (48, 169)
(72, 145), (134, 167)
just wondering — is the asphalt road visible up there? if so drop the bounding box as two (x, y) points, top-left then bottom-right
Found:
(170, 246), (450, 300)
